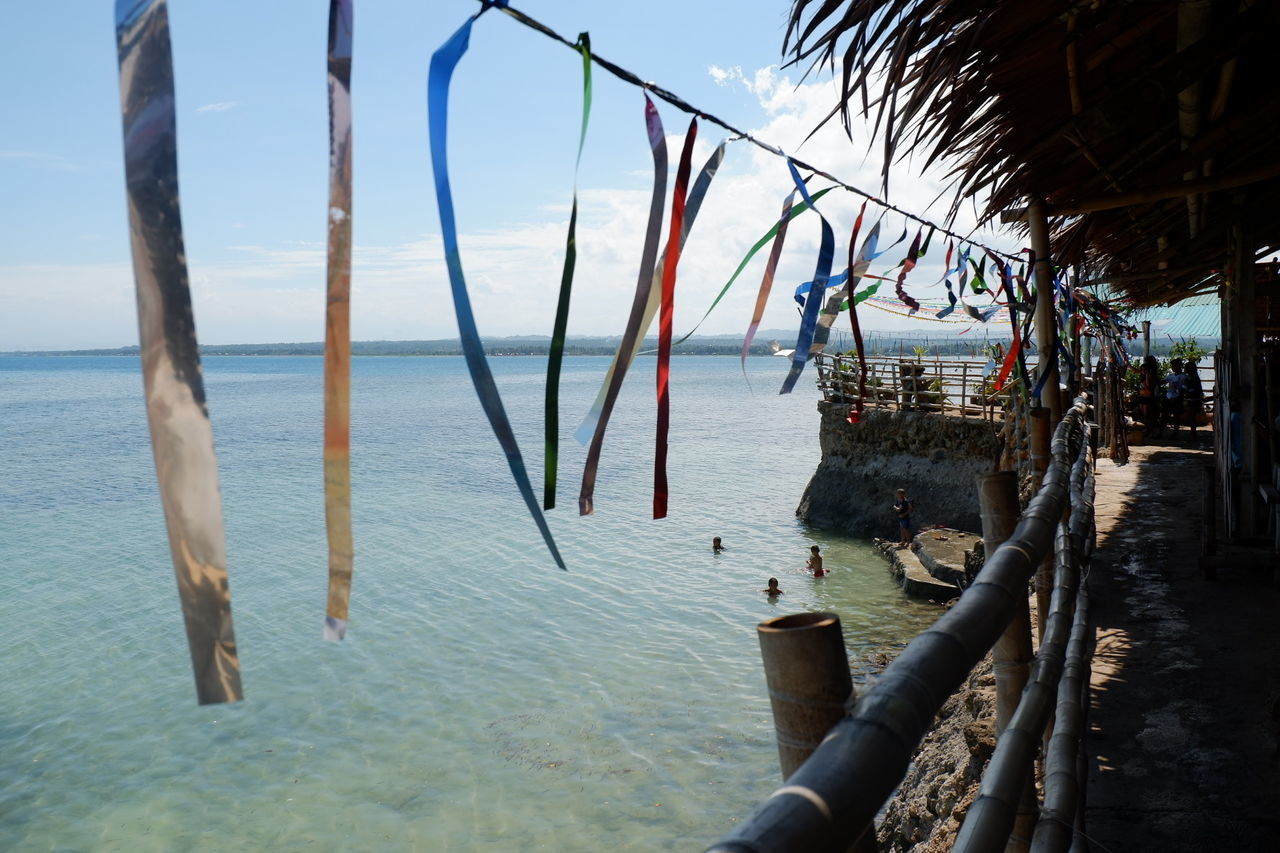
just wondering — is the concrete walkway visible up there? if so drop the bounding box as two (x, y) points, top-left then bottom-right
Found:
(1084, 440), (1280, 850)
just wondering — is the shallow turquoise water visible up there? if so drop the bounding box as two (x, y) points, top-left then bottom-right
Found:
(0, 355), (938, 851)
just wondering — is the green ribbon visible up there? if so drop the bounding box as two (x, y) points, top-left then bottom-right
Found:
(543, 32), (591, 511)
(674, 185), (834, 345)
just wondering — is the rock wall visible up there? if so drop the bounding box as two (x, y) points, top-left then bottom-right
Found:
(876, 655), (996, 851)
(797, 404), (1001, 537)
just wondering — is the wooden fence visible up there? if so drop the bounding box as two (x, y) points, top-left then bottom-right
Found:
(812, 353), (1015, 421)
(706, 399), (1096, 853)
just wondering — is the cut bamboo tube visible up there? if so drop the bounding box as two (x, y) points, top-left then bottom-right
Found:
(757, 612), (854, 779)
(757, 612), (880, 853)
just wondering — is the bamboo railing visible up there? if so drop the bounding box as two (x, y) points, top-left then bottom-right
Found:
(706, 399), (1095, 853)
(812, 353), (1015, 421)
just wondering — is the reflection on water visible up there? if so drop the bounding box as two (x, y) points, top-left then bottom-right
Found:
(0, 355), (940, 851)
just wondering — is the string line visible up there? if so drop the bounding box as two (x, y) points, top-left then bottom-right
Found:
(482, 0), (1018, 263)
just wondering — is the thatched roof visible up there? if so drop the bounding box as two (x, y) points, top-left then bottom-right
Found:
(784, 0), (1280, 306)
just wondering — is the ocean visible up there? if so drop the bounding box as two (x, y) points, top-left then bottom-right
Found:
(0, 354), (939, 851)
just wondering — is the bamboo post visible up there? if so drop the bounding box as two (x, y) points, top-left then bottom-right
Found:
(1229, 221), (1260, 537)
(978, 471), (1037, 852)
(955, 522), (1080, 853)
(1027, 199), (1063, 426)
(979, 472), (1034, 735)
(756, 612), (878, 853)
(1030, 407), (1054, 644)
(1029, 588), (1090, 853)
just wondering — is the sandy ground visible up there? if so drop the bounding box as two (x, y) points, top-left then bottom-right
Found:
(1084, 438), (1280, 850)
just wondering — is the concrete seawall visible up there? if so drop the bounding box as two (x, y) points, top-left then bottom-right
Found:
(796, 403), (1000, 537)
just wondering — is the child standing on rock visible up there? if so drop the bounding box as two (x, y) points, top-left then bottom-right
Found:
(893, 488), (914, 548)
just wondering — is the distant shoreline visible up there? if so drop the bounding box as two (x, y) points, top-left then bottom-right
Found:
(1, 350), (780, 358)
(2, 329), (1018, 359)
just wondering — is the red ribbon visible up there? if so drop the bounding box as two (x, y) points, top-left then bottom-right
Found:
(993, 331), (1023, 393)
(654, 117), (697, 520)
(843, 203), (868, 423)
(894, 227), (924, 311)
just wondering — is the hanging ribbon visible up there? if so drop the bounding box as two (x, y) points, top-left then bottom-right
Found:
(893, 227), (924, 313)
(678, 186), (833, 346)
(809, 202), (866, 363)
(577, 95), (667, 515)
(429, 3), (565, 568)
(574, 135), (726, 513)
(1017, 251), (1038, 391)
(935, 240), (957, 319)
(844, 216), (881, 423)
(115, 0), (242, 704)
(653, 118), (697, 520)
(543, 32), (591, 511)
(992, 330), (1023, 393)
(780, 159), (836, 395)
(322, 0), (355, 642)
(968, 256), (988, 294)
(793, 269), (850, 304)
(833, 223), (909, 309)
(574, 142), (727, 448)
(741, 191), (798, 375)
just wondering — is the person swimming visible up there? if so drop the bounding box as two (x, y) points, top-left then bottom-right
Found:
(762, 577), (783, 597)
(712, 536), (725, 554)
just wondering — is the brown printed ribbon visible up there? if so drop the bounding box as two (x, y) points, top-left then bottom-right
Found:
(115, 0), (242, 704)
(323, 0), (355, 641)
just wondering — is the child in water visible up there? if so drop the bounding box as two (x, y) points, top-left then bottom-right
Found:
(806, 545), (827, 577)
(712, 536), (725, 554)
(762, 577), (783, 597)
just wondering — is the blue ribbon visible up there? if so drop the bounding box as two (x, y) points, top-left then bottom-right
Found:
(780, 159), (835, 395)
(429, 9), (565, 569)
(793, 269), (849, 304)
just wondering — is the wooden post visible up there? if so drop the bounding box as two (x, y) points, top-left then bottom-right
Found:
(962, 362), (970, 419)
(757, 612), (878, 852)
(1141, 320), (1151, 358)
(1229, 220), (1260, 537)
(978, 472), (1033, 733)
(1068, 270), (1082, 402)
(1027, 199), (1063, 426)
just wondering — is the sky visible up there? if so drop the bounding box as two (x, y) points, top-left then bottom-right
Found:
(0, 0), (1023, 351)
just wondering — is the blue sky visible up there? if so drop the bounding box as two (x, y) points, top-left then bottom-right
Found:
(1, 0), (1020, 350)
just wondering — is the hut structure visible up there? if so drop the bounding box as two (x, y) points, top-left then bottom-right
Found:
(780, 0), (1278, 540)
(709, 1), (1279, 851)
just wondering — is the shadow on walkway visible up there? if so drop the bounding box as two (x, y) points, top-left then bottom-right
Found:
(1084, 441), (1280, 850)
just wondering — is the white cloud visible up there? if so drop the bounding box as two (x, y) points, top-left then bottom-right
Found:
(2, 68), (1024, 351)
(707, 64), (734, 86)
(196, 101), (239, 113)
